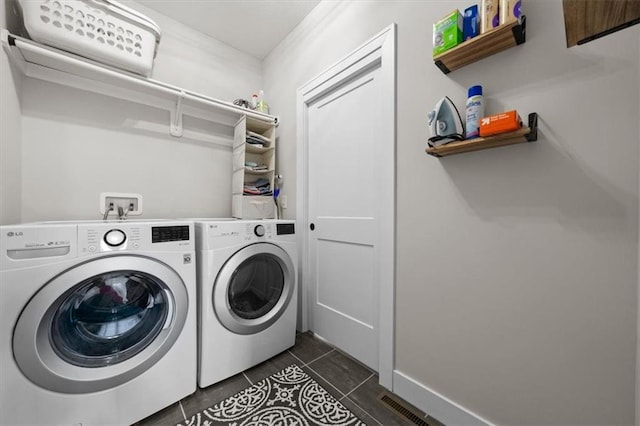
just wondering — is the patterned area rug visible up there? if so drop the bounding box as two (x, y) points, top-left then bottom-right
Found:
(179, 364), (366, 426)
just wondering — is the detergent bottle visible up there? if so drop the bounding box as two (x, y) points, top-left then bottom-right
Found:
(465, 85), (484, 139)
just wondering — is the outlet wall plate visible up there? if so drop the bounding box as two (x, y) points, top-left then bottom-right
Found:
(100, 192), (143, 216)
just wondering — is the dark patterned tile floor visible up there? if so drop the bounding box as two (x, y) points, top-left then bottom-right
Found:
(136, 331), (435, 425)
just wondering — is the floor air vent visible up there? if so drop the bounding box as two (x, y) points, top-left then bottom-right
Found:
(378, 392), (430, 425)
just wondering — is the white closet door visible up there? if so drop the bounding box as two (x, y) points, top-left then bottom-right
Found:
(298, 25), (395, 385)
(307, 62), (384, 372)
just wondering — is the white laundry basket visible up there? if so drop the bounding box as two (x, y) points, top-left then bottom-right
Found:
(17, 0), (161, 76)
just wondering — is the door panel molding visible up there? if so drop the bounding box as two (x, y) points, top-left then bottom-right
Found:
(315, 301), (375, 329)
(315, 217), (376, 246)
(297, 24), (396, 389)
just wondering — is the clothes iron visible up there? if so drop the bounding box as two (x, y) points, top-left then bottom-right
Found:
(427, 96), (465, 147)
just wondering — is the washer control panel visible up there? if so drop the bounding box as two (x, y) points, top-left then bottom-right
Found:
(82, 225), (141, 253)
(1, 224), (76, 265)
(151, 225), (190, 243)
(78, 221), (193, 255)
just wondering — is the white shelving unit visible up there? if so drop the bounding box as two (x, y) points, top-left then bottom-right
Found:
(1, 30), (278, 136)
(232, 116), (276, 219)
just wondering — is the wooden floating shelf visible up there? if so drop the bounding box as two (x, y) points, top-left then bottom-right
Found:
(426, 113), (538, 157)
(434, 16), (526, 74)
(563, 0), (640, 47)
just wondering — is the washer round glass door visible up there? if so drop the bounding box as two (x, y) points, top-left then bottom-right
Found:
(214, 243), (294, 335)
(13, 255), (188, 394)
(49, 270), (168, 367)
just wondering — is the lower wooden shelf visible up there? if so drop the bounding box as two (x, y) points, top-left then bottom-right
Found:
(426, 112), (538, 157)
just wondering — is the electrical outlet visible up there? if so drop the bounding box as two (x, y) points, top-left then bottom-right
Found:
(100, 192), (143, 217)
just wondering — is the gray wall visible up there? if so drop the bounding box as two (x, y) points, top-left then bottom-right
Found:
(637, 34), (640, 424)
(1, 0), (22, 224)
(1, 0), (263, 223)
(264, 1), (639, 424)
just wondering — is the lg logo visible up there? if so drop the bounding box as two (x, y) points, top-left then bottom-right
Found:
(6, 231), (23, 237)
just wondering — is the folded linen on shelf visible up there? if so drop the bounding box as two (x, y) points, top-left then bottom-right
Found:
(246, 130), (270, 147)
(247, 130), (270, 142)
(244, 161), (268, 171)
(243, 189), (273, 196)
(243, 177), (272, 196)
(246, 136), (270, 146)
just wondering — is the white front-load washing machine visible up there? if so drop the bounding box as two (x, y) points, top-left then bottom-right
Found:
(0, 220), (197, 425)
(194, 219), (297, 388)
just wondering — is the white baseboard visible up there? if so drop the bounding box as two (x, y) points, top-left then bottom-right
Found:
(392, 370), (494, 426)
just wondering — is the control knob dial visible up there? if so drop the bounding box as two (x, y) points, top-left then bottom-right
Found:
(104, 229), (126, 247)
(254, 225), (265, 237)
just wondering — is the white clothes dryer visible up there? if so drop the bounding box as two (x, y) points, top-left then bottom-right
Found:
(0, 220), (197, 426)
(194, 219), (297, 388)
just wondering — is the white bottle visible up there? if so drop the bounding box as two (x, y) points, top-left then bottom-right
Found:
(257, 90), (269, 114)
(465, 85), (484, 139)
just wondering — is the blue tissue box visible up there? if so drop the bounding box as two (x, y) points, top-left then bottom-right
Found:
(463, 5), (480, 41)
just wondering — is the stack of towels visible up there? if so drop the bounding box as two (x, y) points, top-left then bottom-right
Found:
(246, 131), (270, 147)
(244, 178), (272, 196)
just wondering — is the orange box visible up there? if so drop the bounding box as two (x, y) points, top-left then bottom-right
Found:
(479, 110), (522, 137)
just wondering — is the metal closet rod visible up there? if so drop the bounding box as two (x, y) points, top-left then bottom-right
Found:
(2, 31), (278, 130)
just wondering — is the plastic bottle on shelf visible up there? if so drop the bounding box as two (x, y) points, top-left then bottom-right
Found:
(465, 85), (484, 139)
(481, 0), (500, 33)
(500, 0), (523, 25)
(251, 93), (258, 110)
(256, 90), (269, 114)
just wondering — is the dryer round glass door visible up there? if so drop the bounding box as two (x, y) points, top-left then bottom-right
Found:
(12, 255), (188, 394)
(214, 243), (294, 335)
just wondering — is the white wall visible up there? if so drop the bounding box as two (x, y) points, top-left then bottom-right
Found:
(122, 1), (263, 103)
(2, 0), (639, 422)
(0, 0), (23, 225)
(264, 1), (639, 425)
(637, 35), (640, 426)
(5, 0), (263, 222)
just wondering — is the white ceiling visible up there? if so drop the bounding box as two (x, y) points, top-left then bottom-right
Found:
(135, 0), (321, 59)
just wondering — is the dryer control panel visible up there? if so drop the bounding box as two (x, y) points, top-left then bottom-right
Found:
(197, 220), (296, 250)
(243, 222), (273, 241)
